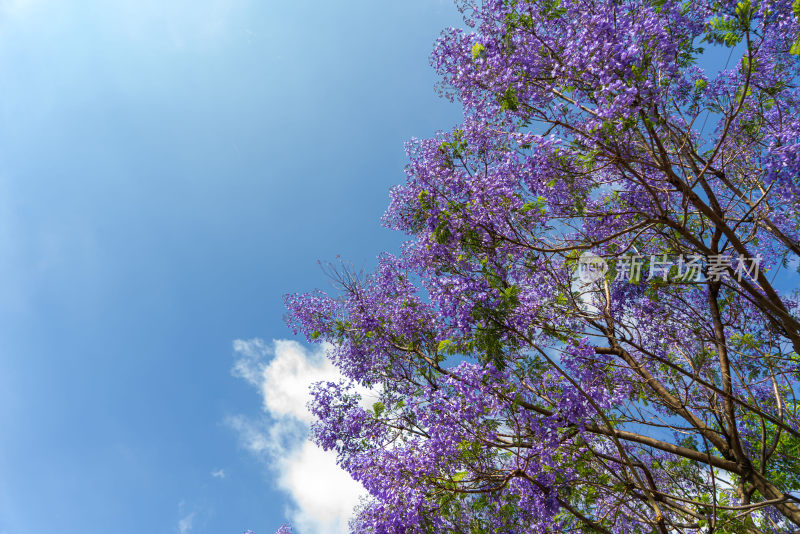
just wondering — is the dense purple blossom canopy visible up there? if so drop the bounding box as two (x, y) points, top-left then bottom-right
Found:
(284, 0), (800, 532)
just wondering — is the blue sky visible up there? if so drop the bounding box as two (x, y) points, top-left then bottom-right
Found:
(0, 1), (461, 533)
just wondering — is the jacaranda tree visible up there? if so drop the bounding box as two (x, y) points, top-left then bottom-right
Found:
(284, 0), (800, 531)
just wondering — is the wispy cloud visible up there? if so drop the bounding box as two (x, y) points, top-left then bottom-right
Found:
(177, 512), (195, 534)
(229, 339), (366, 534)
(0, 0), (248, 51)
(108, 0), (248, 50)
(0, 0), (37, 17)
(211, 468), (226, 479)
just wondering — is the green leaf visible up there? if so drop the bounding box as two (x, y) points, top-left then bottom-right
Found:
(521, 197), (547, 215)
(437, 339), (456, 355)
(791, 35), (800, 56)
(498, 87), (519, 112)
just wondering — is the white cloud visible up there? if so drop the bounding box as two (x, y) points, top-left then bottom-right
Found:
(229, 339), (366, 534)
(233, 338), (344, 424)
(177, 512), (195, 534)
(211, 468), (225, 479)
